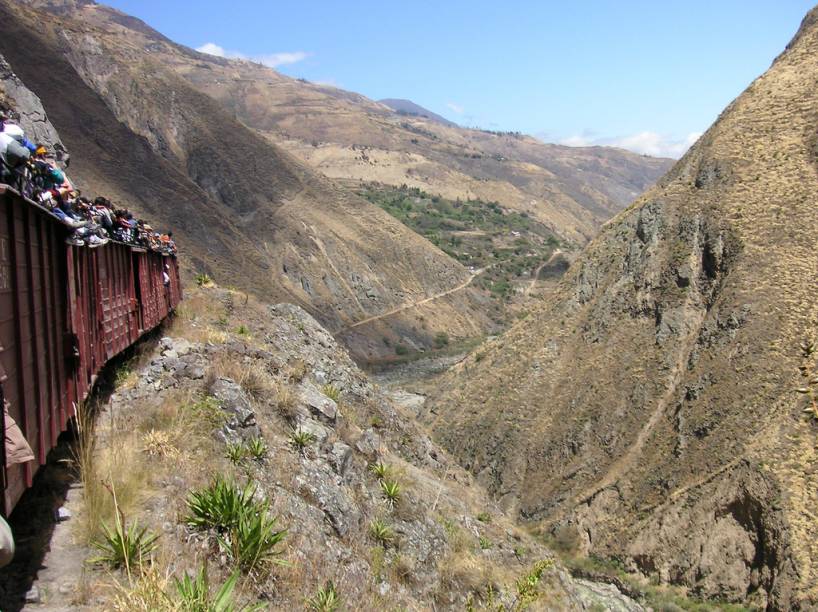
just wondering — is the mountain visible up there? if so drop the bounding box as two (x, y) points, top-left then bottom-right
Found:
(378, 98), (458, 127)
(176, 61), (671, 245)
(426, 6), (818, 610)
(0, 0), (497, 362)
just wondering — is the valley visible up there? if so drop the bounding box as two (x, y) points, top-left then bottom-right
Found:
(0, 0), (815, 610)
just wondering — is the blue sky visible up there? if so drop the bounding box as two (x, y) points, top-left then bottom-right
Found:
(104, 1), (815, 158)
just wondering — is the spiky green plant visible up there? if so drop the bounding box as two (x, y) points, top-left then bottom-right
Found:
(91, 517), (159, 571)
(479, 536), (493, 550)
(246, 437), (268, 461)
(175, 565), (265, 612)
(289, 428), (316, 454)
(217, 510), (288, 573)
(380, 480), (401, 507)
(235, 324), (250, 337)
(185, 477), (260, 532)
(195, 273), (213, 287)
(476, 511), (492, 523)
(321, 384), (341, 402)
(225, 442), (246, 465)
(369, 461), (390, 481)
(307, 581), (341, 612)
(369, 519), (394, 546)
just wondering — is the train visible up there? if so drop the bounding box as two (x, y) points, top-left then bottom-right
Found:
(0, 185), (182, 514)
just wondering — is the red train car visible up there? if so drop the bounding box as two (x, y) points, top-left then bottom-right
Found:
(0, 185), (181, 514)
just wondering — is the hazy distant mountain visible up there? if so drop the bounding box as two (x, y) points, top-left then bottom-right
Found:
(378, 98), (458, 127)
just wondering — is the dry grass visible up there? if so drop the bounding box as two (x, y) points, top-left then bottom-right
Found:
(74, 401), (150, 545)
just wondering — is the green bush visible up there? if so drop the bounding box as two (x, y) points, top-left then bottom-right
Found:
(380, 480), (401, 507)
(395, 344), (409, 356)
(175, 565), (264, 611)
(321, 384), (341, 402)
(185, 477), (259, 532)
(218, 509), (287, 573)
(290, 428), (316, 454)
(186, 477), (287, 574)
(433, 332), (450, 349)
(91, 516), (159, 571)
(307, 581), (341, 612)
(369, 519), (395, 546)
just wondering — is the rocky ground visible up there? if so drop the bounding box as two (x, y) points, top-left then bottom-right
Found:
(5, 284), (644, 611)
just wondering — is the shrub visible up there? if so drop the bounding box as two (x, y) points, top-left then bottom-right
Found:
(479, 536), (492, 550)
(394, 344), (409, 356)
(515, 559), (554, 608)
(185, 477), (259, 532)
(476, 512), (491, 523)
(290, 428), (316, 454)
(433, 332), (449, 348)
(321, 384), (341, 402)
(195, 273), (213, 287)
(175, 565), (264, 611)
(186, 477), (287, 574)
(307, 581), (341, 612)
(369, 519), (395, 546)
(380, 480), (401, 507)
(246, 437), (268, 461)
(225, 442), (246, 465)
(369, 461), (390, 481)
(91, 516), (159, 572)
(235, 324), (250, 337)
(218, 510), (287, 573)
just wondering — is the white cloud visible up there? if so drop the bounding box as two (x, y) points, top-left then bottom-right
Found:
(256, 51), (310, 67)
(196, 42), (228, 57)
(446, 102), (464, 114)
(558, 130), (702, 159)
(196, 42), (310, 68)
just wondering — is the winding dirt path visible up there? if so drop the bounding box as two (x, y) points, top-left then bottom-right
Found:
(340, 267), (488, 332)
(525, 249), (563, 296)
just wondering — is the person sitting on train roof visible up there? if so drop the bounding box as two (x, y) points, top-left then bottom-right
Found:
(1, 122), (36, 154)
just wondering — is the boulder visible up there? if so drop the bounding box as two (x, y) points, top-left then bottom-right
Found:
(299, 383), (338, 423)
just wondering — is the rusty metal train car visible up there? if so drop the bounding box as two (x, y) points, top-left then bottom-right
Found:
(0, 185), (181, 514)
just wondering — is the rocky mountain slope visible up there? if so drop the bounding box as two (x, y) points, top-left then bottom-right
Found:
(31, 0), (672, 246)
(174, 62), (670, 246)
(3, 283), (650, 611)
(427, 6), (818, 610)
(0, 0), (494, 362)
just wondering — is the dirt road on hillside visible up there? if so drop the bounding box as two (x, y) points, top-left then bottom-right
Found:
(340, 267), (488, 332)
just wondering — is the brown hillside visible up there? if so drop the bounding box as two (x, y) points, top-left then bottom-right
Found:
(0, 0), (493, 361)
(428, 6), (818, 610)
(119, 28), (672, 245)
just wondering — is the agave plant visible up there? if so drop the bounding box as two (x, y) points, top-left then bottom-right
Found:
(368, 461), (390, 481)
(369, 518), (394, 546)
(91, 517), (159, 572)
(175, 564), (265, 612)
(185, 477), (260, 532)
(380, 480), (401, 507)
(218, 510), (288, 573)
(245, 437), (268, 461)
(307, 580), (341, 612)
(289, 428), (316, 454)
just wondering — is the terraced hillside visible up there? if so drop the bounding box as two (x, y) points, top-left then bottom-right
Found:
(427, 6), (818, 610)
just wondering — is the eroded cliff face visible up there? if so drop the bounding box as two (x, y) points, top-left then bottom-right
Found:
(428, 7), (818, 609)
(0, 53), (66, 162)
